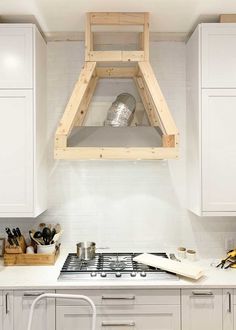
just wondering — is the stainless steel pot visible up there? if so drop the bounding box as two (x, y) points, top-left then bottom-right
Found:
(77, 241), (96, 260)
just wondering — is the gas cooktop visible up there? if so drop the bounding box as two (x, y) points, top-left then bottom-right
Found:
(58, 252), (178, 280)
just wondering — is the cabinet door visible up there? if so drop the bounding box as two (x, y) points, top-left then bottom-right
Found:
(0, 26), (33, 89)
(13, 291), (55, 330)
(202, 89), (236, 213)
(3, 291), (13, 330)
(182, 289), (222, 330)
(0, 90), (34, 215)
(57, 305), (180, 330)
(202, 24), (236, 88)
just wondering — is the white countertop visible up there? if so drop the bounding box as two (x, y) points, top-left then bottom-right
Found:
(0, 248), (235, 290)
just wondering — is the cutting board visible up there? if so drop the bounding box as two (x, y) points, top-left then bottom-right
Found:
(133, 253), (204, 280)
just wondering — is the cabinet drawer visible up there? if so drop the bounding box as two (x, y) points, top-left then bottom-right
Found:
(57, 304), (180, 330)
(202, 24), (236, 88)
(56, 289), (180, 306)
(0, 26), (33, 89)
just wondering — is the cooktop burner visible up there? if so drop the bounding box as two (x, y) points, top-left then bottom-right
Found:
(58, 252), (178, 280)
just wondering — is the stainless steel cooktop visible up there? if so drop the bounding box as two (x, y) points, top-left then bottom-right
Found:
(58, 252), (178, 280)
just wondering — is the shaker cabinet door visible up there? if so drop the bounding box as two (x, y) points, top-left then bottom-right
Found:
(202, 25), (236, 88)
(0, 26), (33, 89)
(202, 89), (236, 213)
(182, 289), (222, 330)
(0, 90), (34, 215)
(13, 291), (55, 330)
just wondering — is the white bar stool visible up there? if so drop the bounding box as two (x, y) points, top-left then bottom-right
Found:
(27, 293), (96, 330)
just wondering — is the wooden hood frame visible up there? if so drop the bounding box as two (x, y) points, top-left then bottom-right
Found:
(55, 12), (179, 160)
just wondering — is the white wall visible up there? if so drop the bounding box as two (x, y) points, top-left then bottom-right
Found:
(1, 40), (236, 257)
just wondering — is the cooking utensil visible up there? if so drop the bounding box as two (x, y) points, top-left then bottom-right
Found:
(216, 249), (236, 269)
(54, 223), (61, 234)
(169, 253), (181, 262)
(51, 230), (63, 244)
(39, 223), (46, 231)
(42, 227), (52, 245)
(12, 228), (18, 237)
(29, 231), (42, 245)
(7, 237), (14, 246)
(34, 231), (42, 239)
(6, 227), (19, 246)
(50, 228), (56, 241)
(16, 227), (22, 237)
(77, 241), (96, 261)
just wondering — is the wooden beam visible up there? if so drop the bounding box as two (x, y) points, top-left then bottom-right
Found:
(55, 61), (97, 136)
(162, 134), (176, 148)
(143, 13), (149, 61)
(138, 61), (178, 135)
(88, 51), (144, 62)
(134, 76), (161, 127)
(55, 147), (178, 160)
(96, 66), (138, 78)
(220, 14), (236, 23)
(55, 134), (67, 148)
(74, 76), (98, 126)
(89, 12), (146, 25)
(45, 31), (187, 43)
(85, 13), (92, 61)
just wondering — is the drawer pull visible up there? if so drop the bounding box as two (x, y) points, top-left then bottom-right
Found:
(23, 292), (45, 297)
(227, 292), (232, 313)
(102, 295), (135, 300)
(5, 293), (9, 314)
(191, 291), (213, 297)
(102, 320), (135, 327)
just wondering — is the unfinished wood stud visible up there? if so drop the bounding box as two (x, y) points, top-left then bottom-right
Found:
(54, 12), (179, 160)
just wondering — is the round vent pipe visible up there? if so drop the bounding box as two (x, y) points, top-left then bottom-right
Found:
(104, 93), (136, 127)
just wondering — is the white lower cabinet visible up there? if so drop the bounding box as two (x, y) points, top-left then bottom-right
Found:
(0, 288), (235, 330)
(182, 289), (223, 330)
(56, 289), (180, 330)
(13, 290), (55, 330)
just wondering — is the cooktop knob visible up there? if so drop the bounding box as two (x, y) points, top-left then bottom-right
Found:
(101, 272), (107, 278)
(140, 271), (147, 277)
(91, 272), (97, 277)
(131, 272), (136, 277)
(115, 272), (121, 277)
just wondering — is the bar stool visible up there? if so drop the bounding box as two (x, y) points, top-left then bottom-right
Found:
(27, 293), (96, 330)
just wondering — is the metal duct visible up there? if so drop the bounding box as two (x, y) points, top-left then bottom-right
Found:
(104, 93), (136, 127)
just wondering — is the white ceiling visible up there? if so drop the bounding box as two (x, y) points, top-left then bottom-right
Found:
(0, 0), (236, 33)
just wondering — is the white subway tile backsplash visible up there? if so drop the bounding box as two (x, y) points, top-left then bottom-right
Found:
(0, 41), (235, 258)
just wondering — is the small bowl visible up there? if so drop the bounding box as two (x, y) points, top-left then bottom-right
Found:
(37, 243), (55, 254)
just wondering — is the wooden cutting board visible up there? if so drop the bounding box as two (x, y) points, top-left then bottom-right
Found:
(133, 253), (204, 280)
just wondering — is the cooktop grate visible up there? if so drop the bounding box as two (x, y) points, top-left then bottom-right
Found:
(61, 252), (168, 273)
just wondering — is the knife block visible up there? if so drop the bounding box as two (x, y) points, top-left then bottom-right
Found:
(5, 236), (26, 254)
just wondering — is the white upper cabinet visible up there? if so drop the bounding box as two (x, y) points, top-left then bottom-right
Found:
(202, 89), (236, 213)
(202, 24), (236, 88)
(187, 24), (236, 216)
(0, 90), (33, 214)
(0, 26), (33, 89)
(0, 25), (47, 218)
